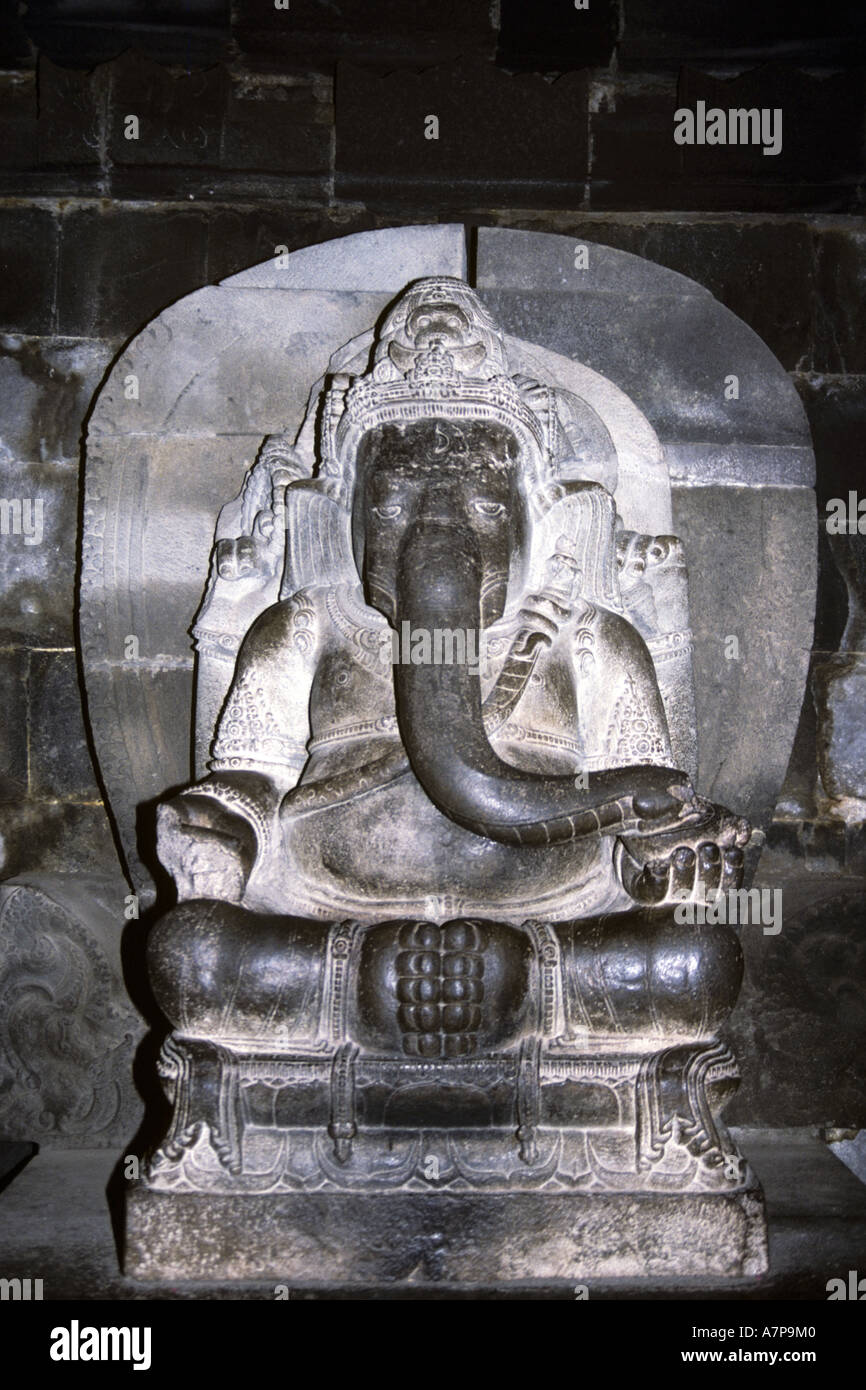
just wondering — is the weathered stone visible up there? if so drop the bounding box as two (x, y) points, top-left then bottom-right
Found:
(221, 76), (331, 176)
(617, 0), (866, 71)
(479, 219), (817, 372)
(108, 51), (227, 170)
(75, 227), (823, 1280)
(88, 290), (394, 436)
(671, 485), (816, 829)
(125, 1187), (768, 1282)
(676, 66), (865, 185)
(221, 223), (466, 291)
(0, 461), (79, 646)
(0, 336), (118, 463)
(0, 874), (144, 1147)
(0, 206), (59, 335)
(232, 0), (496, 66)
(335, 63), (588, 199)
(497, 0), (619, 70)
(0, 648), (28, 789)
(36, 57), (105, 168)
(0, 800), (121, 882)
(813, 226), (866, 375)
(479, 288), (811, 451)
(57, 206), (209, 338)
(28, 651), (100, 800)
(0, 72), (37, 169)
(204, 209), (382, 286)
(727, 876), (866, 1127)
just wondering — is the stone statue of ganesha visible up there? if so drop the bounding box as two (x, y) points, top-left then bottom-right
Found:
(127, 277), (766, 1280)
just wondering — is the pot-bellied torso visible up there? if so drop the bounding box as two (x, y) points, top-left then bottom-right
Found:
(238, 581), (671, 923)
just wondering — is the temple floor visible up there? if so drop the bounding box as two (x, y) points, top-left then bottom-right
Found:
(1, 1130), (864, 1299)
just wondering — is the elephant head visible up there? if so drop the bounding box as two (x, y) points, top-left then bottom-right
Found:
(338, 278), (693, 848)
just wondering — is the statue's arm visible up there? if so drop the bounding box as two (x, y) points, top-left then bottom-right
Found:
(157, 590), (322, 901)
(571, 606), (751, 905)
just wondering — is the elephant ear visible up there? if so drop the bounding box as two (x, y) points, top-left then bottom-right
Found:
(280, 481), (357, 598)
(526, 481), (624, 613)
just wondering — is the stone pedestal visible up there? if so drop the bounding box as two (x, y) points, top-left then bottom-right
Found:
(125, 1184), (768, 1283)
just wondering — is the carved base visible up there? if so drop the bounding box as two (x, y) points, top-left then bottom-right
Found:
(125, 1183), (768, 1282)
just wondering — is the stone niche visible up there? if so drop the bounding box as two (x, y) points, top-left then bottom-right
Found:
(80, 225), (815, 1283)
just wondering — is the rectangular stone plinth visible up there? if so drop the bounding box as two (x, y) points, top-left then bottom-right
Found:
(125, 1185), (768, 1282)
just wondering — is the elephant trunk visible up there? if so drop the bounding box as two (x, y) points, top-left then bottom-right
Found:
(394, 515), (687, 846)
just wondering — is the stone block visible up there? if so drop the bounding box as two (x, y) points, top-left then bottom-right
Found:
(108, 50), (227, 170)
(727, 878), (866, 1126)
(0, 336), (118, 464)
(0, 799), (122, 882)
(479, 219), (816, 373)
(88, 289), (392, 435)
(23, 8), (231, 70)
(28, 651), (99, 800)
(0, 206), (59, 335)
(617, 0), (866, 70)
(497, 0), (618, 70)
(0, 648), (28, 788)
(813, 226), (866, 375)
(36, 56), (107, 167)
(0, 461), (79, 646)
(221, 75), (331, 176)
(794, 373), (866, 507)
(80, 664), (195, 897)
(232, 0), (496, 66)
(0, 874), (144, 1146)
(205, 209), (382, 286)
(221, 222), (467, 292)
(475, 223), (703, 296)
(671, 485), (816, 829)
(336, 62), (588, 196)
(480, 288), (811, 451)
(0, 71), (37, 169)
(815, 655), (866, 800)
(590, 75), (684, 189)
(125, 1185), (767, 1281)
(677, 65), (864, 185)
(57, 206), (209, 338)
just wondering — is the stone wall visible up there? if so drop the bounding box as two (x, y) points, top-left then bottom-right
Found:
(0, 1), (863, 1133)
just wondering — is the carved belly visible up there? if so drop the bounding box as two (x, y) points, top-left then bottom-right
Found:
(280, 769), (613, 921)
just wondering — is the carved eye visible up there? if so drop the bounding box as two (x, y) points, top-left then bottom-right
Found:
(372, 503), (402, 520)
(473, 501), (505, 518)
(418, 316), (431, 328)
(447, 316), (461, 329)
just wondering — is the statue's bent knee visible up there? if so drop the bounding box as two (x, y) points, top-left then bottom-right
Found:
(147, 900), (327, 1042)
(555, 909), (743, 1039)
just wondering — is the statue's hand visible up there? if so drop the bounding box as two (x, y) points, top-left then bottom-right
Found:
(157, 789), (259, 904)
(615, 796), (751, 907)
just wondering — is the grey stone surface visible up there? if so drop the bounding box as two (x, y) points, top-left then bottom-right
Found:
(816, 657), (866, 802)
(480, 288), (812, 452)
(221, 224), (467, 291)
(475, 225), (711, 297)
(128, 266), (777, 1282)
(125, 1187), (767, 1282)
(727, 872), (866, 1128)
(0, 875), (144, 1147)
(664, 443), (815, 488)
(671, 484), (816, 829)
(0, 335), (118, 463)
(89, 290), (392, 438)
(1, 1132), (862, 1297)
(75, 233), (818, 1279)
(28, 650), (100, 799)
(0, 648), (28, 789)
(0, 460), (79, 645)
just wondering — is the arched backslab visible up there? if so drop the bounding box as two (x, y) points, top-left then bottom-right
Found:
(80, 225), (815, 899)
